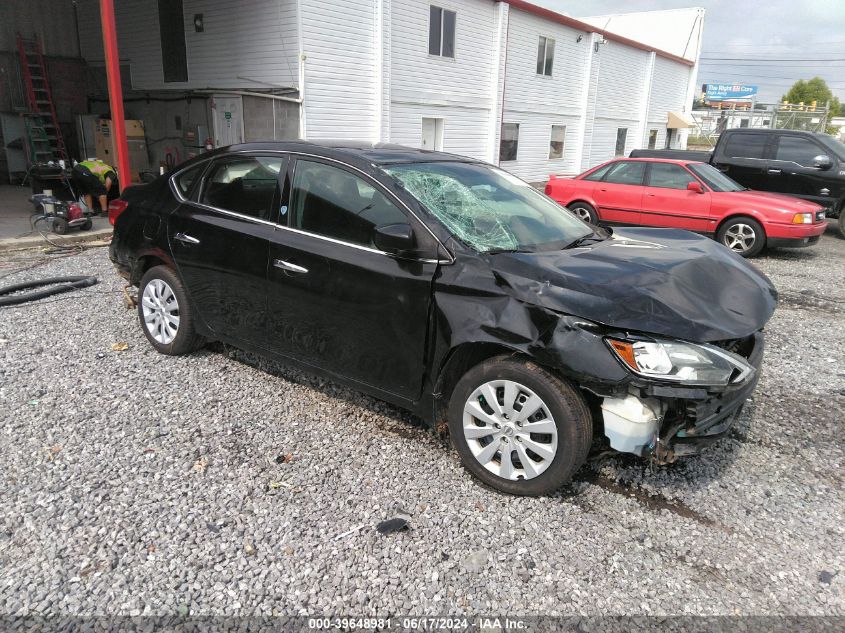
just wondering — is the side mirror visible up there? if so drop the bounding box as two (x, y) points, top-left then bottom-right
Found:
(374, 223), (415, 254)
(812, 154), (831, 170)
(687, 181), (704, 194)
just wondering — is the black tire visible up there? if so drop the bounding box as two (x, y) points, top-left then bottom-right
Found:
(138, 265), (204, 356)
(838, 204), (845, 238)
(52, 218), (68, 235)
(716, 217), (766, 258)
(80, 218), (93, 231)
(568, 202), (599, 225)
(447, 356), (592, 496)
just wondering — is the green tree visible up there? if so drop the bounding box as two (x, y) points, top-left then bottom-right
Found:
(781, 77), (841, 133)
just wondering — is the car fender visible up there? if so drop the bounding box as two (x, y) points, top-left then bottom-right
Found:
(714, 208), (770, 234)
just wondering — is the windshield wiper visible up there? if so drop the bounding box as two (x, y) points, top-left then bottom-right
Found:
(485, 247), (535, 255)
(564, 233), (606, 249)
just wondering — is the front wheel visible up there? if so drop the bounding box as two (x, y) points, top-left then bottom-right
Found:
(448, 357), (593, 496)
(717, 217), (765, 257)
(138, 266), (203, 355)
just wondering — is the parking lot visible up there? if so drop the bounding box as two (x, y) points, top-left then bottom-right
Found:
(0, 230), (843, 617)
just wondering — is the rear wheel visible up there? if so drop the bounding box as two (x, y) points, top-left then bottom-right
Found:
(448, 356), (592, 496)
(838, 202), (845, 238)
(80, 218), (93, 231)
(138, 265), (203, 355)
(717, 217), (765, 257)
(568, 202), (598, 225)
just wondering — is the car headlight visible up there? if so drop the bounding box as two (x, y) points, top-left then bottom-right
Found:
(606, 337), (754, 386)
(792, 213), (813, 224)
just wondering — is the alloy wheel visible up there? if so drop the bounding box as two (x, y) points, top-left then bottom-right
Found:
(572, 206), (593, 222)
(142, 279), (181, 345)
(462, 380), (558, 481)
(724, 223), (757, 253)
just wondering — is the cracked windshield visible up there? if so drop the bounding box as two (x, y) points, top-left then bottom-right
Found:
(384, 162), (591, 253)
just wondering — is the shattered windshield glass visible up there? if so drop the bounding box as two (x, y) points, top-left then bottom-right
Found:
(384, 162), (592, 253)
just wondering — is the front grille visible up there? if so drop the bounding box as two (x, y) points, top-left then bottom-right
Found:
(711, 334), (755, 359)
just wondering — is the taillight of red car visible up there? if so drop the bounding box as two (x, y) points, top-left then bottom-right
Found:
(108, 199), (129, 226)
(545, 174), (557, 196)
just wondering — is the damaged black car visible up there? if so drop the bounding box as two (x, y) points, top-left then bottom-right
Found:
(110, 141), (777, 496)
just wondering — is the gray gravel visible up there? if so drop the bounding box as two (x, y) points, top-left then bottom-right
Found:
(0, 229), (843, 617)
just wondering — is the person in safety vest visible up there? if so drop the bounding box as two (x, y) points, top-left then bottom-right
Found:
(71, 159), (120, 214)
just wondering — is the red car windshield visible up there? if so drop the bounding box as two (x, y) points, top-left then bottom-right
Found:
(687, 163), (746, 192)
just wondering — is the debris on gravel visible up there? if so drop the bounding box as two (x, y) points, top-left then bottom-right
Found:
(0, 232), (843, 616)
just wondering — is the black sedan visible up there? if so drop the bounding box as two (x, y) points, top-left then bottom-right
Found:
(110, 141), (777, 496)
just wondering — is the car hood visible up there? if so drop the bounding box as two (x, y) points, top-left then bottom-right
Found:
(485, 227), (778, 343)
(723, 190), (824, 211)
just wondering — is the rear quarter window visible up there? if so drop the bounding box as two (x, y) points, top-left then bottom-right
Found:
(173, 163), (206, 199)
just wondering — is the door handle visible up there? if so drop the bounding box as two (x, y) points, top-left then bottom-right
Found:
(273, 259), (308, 274)
(173, 232), (200, 245)
(767, 168), (782, 175)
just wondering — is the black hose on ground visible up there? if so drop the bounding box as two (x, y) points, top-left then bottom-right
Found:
(0, 276), (99, 307)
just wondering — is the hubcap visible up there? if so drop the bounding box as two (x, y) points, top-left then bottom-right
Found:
(463, 380), (558, 481)
(141, 279), (180, 345)
(573, 207), (593, 222)
(724, 223), (756, 253)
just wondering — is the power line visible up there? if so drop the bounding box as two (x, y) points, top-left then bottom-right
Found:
(700, 56), (845, 62)
(702, 39), (845, 50)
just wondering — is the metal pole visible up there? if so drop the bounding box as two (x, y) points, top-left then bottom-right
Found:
(99, 0), (131, 185)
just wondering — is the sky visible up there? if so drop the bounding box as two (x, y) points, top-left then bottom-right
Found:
(533, 0), (845, 104)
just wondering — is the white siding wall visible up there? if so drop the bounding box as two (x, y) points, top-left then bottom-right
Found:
(586, 40), (651, 167)
(300, 0), (378, 140)
(646, 55), (692, 148)
(500, 9), (591, 181)
(76, 0), (299, 90)
(388, 0), (497, 158)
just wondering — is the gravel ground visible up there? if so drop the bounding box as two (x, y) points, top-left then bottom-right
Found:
(0, 229), (843, 618)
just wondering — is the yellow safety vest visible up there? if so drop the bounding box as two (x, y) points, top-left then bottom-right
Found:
(79, 160), (115, 184)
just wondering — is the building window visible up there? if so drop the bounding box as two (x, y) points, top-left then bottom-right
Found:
(429, 6), (456, 58)
(421, 117), (444, 151)
(536, 36), (554, 76)
(158, 0), (188, 83)
(500, 123), (519, 161)
(615, 128), (628, 156)
(648, 129), (658, 149)
(549, 125), (566, 159)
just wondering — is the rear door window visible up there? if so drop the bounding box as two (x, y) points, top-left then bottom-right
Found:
(603, 161), (646, 186)
(774, 136), (825, 167)
(200, 156), (283, 220)
(723, 133), (768, 159)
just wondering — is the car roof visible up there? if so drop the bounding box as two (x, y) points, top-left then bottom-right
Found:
(605, 157), (703, 166)
(217, 140), (476, 165)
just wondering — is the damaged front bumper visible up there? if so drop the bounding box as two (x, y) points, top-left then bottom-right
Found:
(631, 332), (764, 463)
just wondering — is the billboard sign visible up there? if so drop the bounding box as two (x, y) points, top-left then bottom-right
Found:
(703, 83), (758, 103)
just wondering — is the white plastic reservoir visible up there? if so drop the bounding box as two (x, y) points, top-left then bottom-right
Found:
(601, 394), (661, 455)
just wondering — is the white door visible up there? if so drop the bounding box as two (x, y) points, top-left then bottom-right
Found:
(211, 96), (245, 147)
(421, 117), (444, 151)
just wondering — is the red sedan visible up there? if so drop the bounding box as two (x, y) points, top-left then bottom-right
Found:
(545, 158), (827, 257)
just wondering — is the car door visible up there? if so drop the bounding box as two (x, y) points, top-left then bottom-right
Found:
(715, 132), (771, 191)
(769, 134), (838, 207)
(591, 160), (646, 224)
(641, 162), (712, 231)
(265, 156), (441, 401)
(168, 153), (285, 347)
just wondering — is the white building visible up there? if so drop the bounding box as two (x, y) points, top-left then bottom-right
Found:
(74, 0), (703, 182)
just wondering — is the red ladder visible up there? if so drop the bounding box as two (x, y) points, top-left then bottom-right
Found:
(16, 34), (68, 162)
